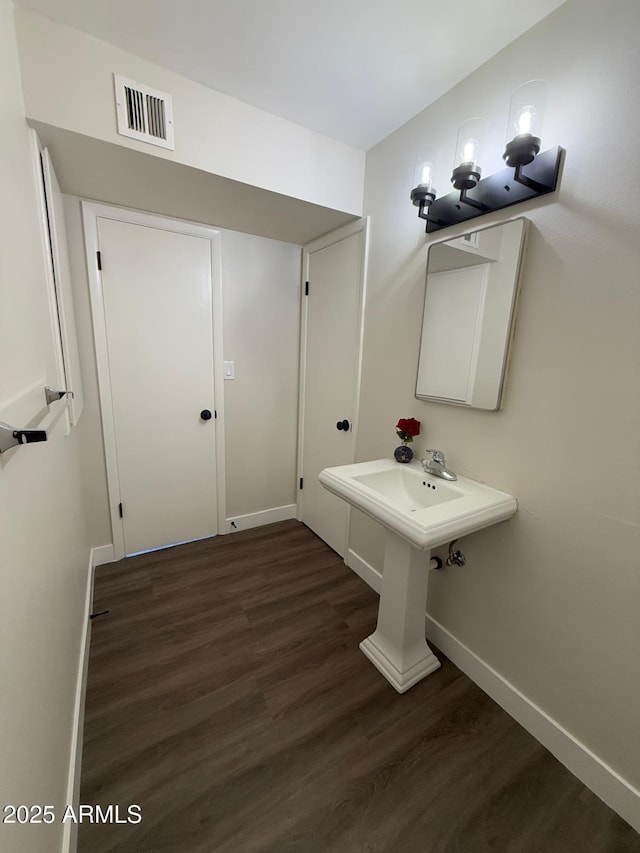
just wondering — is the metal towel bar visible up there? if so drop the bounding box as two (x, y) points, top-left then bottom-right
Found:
(44, 386), (74, 405)
(0, 423), (47, 454)
(0, 386), (73, 454)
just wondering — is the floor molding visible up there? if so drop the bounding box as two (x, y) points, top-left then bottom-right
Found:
(89, 512), (300, 560)
(61, 549), (96, 853)
(346, 548), (382, 593)
(346, 548), (640, 833)
(91, 543), (115, 566)
(226, 504), (296, 534)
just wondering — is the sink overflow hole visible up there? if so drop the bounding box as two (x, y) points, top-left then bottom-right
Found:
(422, 482), (436, 489)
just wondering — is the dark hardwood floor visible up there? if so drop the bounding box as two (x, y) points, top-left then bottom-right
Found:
(79, 520), (639, 852)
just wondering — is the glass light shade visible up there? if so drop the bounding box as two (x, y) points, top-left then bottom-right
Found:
(503, 80), (547, 167)
(417, 161), (434, 190)
(453, 118), (487, 169)
(506, 80), (547, 142)
(411, 151), (438, 207)
(451, 118), (487, 190)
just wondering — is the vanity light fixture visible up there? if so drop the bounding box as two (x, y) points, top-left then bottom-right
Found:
(411, 81), (563, 234)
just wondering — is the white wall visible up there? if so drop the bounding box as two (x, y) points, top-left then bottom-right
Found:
(356, 0), (640, 805)
(33, 124), (355, 246)
(221, 230), (301, 519)
(14, 6), (365, 218)
(0, 2), (90, 851)
(63, 197), (302, 547)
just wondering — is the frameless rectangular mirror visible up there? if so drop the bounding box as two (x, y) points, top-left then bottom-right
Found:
(416, 217), (528, 411)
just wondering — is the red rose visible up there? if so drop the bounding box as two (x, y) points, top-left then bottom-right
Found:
(396, 418), (421, 443)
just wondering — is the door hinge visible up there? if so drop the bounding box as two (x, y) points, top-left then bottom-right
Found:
(299, 477), (304, 490)
(305, 281), (309, 296)
(96, 251), (102, 270)
(118, 502), (123, 518)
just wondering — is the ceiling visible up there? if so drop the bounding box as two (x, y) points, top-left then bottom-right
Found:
(15, 0), (566, 151)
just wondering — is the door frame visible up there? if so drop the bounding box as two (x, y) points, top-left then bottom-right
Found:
(82, 201), (226, 561)
(296, 216), (369, 555)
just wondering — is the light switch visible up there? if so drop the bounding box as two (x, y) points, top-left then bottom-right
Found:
(223, 361), (235, 380)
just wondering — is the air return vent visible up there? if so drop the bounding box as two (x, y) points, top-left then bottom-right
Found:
(114, 74), (174, 150)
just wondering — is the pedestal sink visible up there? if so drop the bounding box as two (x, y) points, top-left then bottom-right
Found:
(319, 458), (517, 692)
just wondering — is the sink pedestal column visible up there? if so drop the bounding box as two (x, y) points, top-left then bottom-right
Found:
(360, 531), (440, 692)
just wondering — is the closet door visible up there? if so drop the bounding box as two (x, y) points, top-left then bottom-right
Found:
(87, 208), (222, 558)
(298, 220), (368, 556)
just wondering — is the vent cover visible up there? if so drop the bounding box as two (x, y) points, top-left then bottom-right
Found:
(114, 74), (174, 150)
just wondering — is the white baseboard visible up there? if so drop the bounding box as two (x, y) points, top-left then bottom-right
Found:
(61, 549), (96, 853)
(425, 615), (640, 833)
(225, 504), (296, 534)
(91, 543), (115, 566)
(87, 511), (298, 558)
(347, 547), (382, 593)
(346, 549), (640, 833)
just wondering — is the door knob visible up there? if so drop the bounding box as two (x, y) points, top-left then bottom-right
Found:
(336, 419), (350, 431)
(200, 409), (212, 421)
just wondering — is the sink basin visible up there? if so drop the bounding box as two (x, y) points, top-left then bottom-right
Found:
(353, 467), (462, 511)
(320, 458), (517, 551)
(319, 458), (518, 692)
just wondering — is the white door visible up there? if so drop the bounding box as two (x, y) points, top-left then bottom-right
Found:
(96, 216), (219, 556)
(299, 220), (368, 556)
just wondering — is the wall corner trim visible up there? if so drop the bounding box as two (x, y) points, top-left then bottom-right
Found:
(346, 549), (640, 834)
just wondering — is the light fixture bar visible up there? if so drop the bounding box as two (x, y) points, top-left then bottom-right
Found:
(420, 146), (563, 234)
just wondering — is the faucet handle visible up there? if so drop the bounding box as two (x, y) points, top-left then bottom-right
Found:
(423, 448), (457, 481)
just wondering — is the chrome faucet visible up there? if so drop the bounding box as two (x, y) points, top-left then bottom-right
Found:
(421, 449), (457, 481)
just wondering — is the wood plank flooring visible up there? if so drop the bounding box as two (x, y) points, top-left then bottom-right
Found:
(79, 520), (639, 852)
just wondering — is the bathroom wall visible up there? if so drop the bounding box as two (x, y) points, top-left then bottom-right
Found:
(63, 196), (302, 548)
(14, 6), (365, 217)
(356, 0), (640, 799)
(6, 0), (638, 836)
(0, 2), (91, 850)
(221, 229), (302, 520)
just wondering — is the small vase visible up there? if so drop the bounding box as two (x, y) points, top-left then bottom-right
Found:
(394, 444), (413, 463)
